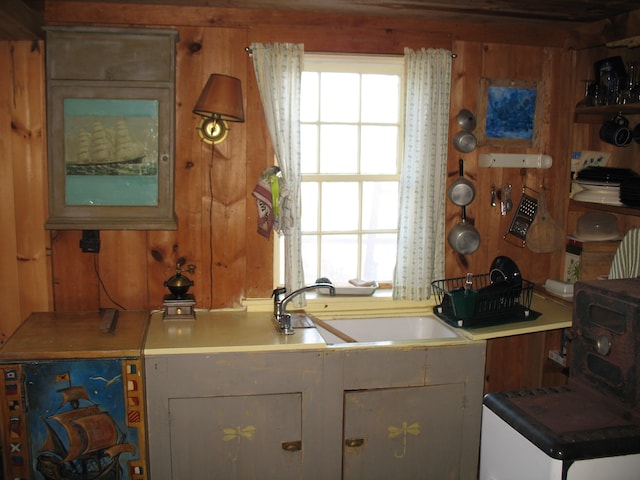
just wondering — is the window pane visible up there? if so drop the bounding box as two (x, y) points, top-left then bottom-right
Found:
(362, 233), (397, 281)
(301, 235), (319, 284)
(301, 71), (319, 122)
(319, 124), (358, 174)
(301, 124), (318, 174)
(321, 182), (358, 231)
(361, 125), (398, 174)
(362, 182), (398, 230)
(320, 234), (358, 282)
(293, 55), (404, 289)
(320, 72), (360, 122)
(301, 182), (319, 232)
(362, 74), (399, 123)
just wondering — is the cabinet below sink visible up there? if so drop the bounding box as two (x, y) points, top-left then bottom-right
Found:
(144, 313), (485, 479)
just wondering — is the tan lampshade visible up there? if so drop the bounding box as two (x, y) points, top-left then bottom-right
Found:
(193, 74), (244, 122)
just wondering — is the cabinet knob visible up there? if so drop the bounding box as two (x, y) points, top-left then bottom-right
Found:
(281, 440), (302, 452)
(344, 438), (365, 448)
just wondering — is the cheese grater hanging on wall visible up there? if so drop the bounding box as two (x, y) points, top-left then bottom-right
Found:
(504, 186), (539, 247)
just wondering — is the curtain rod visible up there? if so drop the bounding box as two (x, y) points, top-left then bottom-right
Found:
(244, 46), (457, 58)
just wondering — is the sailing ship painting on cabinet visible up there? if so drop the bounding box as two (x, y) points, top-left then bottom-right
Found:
(1, 358), (146, 480)
(63, 98), (159, 206)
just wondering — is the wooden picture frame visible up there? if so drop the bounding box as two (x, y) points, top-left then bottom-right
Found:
(476, 78), (542, 148)
(44, 26), (178, 230)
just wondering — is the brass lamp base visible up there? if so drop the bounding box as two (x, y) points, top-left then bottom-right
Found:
(162, 294), (196, 321)
(197, 116), (229, 144)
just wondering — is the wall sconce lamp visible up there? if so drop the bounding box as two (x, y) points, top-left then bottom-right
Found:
(193, 74), (245, 144)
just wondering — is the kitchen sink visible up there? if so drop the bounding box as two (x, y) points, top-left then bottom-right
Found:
(314, 315), (461, 344)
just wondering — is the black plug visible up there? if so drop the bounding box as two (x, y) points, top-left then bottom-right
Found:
(80, 230), (100, 253)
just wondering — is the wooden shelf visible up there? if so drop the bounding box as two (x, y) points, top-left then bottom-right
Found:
(574, 103), (640, 123)
(569, 199), (640, 217)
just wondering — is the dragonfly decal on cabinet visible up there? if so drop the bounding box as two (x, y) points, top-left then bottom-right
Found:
(388, 421), (421, 458)
(222, 425), (256, 462)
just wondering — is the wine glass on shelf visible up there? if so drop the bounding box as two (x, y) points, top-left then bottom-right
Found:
(575, 80), (597, 108)
(627, 62), (640, 104)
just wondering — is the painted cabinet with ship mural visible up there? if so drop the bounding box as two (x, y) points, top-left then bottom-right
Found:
(0, 311), (149, 480)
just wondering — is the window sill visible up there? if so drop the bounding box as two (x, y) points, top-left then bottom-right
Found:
(242, 290), (437, 320)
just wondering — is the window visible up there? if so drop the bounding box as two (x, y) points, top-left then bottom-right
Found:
(277, 54), (404, 286)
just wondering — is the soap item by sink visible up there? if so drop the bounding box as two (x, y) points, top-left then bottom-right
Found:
(544, 279), (574, 300)
(349, 278), (377, 287)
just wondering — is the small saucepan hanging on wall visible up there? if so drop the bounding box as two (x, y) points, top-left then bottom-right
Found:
(457, 108), (477, 132)
(453, 130), (477, 153)
(448, 158), (476, 207)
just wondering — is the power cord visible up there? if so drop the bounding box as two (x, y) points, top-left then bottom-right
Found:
(93, 254), (126, 310)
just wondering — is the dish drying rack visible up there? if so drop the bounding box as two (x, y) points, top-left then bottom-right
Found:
(431, 273), (534, 328)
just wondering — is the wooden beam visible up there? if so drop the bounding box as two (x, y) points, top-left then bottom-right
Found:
(569, 9), (640, 49)
(0, 1), (44, 40)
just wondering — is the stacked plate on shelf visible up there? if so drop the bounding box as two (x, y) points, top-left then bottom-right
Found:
(572, 167), (639, 206)
(620, 177), (640, 207)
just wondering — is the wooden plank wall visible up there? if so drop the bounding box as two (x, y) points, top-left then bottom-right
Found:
(1, 0), (590, 341)
(0, 40), (52, 344)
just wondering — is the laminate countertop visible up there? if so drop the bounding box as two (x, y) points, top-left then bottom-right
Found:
(144, 310), (327, 355)
(144, 293), (572, 354)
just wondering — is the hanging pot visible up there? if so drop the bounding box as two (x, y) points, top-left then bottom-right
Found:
(448, 158), (476, 207)
(448, 206), (480, 255)
(457, 109), (477, 131)
(452, 131), (477, 153)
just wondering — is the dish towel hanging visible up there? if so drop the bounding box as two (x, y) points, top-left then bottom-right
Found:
(609, 227), (640, 279)
(252, 166), (282, 238)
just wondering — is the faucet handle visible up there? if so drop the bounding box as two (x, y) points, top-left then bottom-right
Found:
(272, 287), (287, 302)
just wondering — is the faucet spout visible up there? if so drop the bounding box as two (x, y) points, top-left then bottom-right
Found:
(273, 282), (336, 334)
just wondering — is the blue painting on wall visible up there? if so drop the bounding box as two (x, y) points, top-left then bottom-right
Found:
(485, 85), (537, 140)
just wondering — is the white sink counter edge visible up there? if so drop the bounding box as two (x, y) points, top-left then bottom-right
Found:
(143, 294), (571, 355)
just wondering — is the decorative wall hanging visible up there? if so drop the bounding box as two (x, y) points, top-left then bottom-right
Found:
(476, 78), (543, 149)
(44, 26), (178, 230)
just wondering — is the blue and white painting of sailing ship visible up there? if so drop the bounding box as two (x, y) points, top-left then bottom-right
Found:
(63, 98), (159, 206)
(23, 359), (140, 480)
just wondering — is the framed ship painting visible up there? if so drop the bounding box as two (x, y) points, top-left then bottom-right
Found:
(44, 26), (178, 230)
(45, 85), (176, 230)
(63, 99), (159, 207)
(476, 78), (543, 148)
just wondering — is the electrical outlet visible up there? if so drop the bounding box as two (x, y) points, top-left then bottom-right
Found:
(548, 349), (566, 367)
(80, 230), (100, 253)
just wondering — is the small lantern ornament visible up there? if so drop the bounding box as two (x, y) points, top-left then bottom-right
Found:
(162, 260), (196, 321)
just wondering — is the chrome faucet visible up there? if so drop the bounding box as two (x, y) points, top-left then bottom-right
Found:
(272, 283), (336, 334)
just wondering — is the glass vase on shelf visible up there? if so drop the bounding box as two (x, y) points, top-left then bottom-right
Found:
(575, 80), (598, 108)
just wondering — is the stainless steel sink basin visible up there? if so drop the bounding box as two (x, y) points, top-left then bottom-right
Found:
(314, 315), (461, 344)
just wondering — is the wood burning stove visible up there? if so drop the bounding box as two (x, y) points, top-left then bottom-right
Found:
(480, 279), (640, 480)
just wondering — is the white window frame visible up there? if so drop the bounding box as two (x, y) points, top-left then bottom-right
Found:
(275, 53), (405, 288)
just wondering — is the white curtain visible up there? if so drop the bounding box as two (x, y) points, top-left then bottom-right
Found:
(250, 43), (306, 297)
(393, 48), (452, 301)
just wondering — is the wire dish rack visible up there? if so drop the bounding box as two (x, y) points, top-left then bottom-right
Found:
(431, 273), (535, 328)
